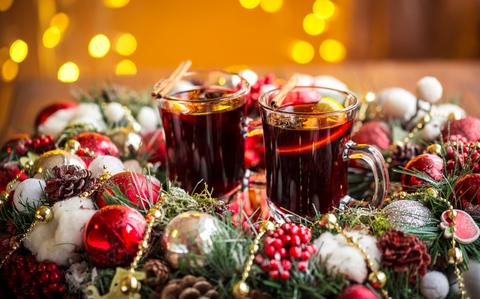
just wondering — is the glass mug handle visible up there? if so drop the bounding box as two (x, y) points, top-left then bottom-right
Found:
(341, 140), (389, 209)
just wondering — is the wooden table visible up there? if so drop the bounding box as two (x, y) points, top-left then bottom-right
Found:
(1, 60), (480, 143)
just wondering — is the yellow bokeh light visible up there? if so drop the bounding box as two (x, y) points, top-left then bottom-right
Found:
(103, 0), (129, 8)
(239, 0), (261, 9)
(0, 0), (13, 12)
(303, 13), (326, 36)
(42, 27), (62, 48)
(57, 62), (79, 83)
(319, 39), (346, 63)
(313, 0), (336, 20)
(1, 59), (18, 82)
(291, 41), (314, 64)
(9, 39), (28, 63)
(115, 59), (137, 76)
(88, 34), (110, 58)
(260, 0), (282, 13)
(50, 13), (70, 32)
(115, 33), (137, 56)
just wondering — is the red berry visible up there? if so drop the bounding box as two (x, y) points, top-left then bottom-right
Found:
(291, 235), (301, 246)
(38, 272), (49, 284)
(276, 228), (285, 236)
(290, 225), (300, 235)
(46, 262), (58, 272)
(300, 232), (311, 243)
(272, 238), (283, 249)
(264, 236), (274, 246)
(281, 259), (292, 270)
(301, 251), (311, 261)
(269, 270), (279, 279)
(49, 272), (60, 282)
(298, 261), (308, 272)
(57, 285), (67, 294)
(281, 234), (291, 244)
(37, 263), (47, 272)
(265, 245), (276, 258)
(261, 263), (270, 271)
(289, 246), (302, 259)
(281, 223), (292, 231)
(280, 271), (290, 280)
(269, 259), (280, 270)
(278, 247), (287, 258)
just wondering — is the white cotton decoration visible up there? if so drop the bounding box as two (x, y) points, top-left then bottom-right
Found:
(239, 69), (259, 86)
(294, 73), (314, 86)
(378, 88), (417, 121)
(417, 76), (443, 103)
(422, 116), (444, 141)
(313, 75), (349, 91)
(123, 159), (143, 173)
(420, 271), (449, 299)
(137, 106), (159, 131)
(421, 104), (466, 141)
(38, 108), (77, 138)
(88, 155), (124, 178)
(24, 196), (96, 266)
(104, 102), (125, 123)
(13, 178), (45, 212)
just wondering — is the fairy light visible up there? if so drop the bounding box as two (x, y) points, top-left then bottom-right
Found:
(57, 62), (79, 83)
(9, 39), (28, 63)
(0, 0), (13, 11)
(42, 27), (62, 48)
(303, 13), (326, 36)
(313, 0), (336, 20)
(291, 40), (314, 64)
(115, 33), (137, 56)
(1, 59), (18, 82)
(239, 0), (261, 9)
(103, 0), (129, 8)
(115, 59), (137, 76)
(319, 39), (346, 63)
(260, 0), (283, 13)
(50, 12), (70, 33)
(88, 34), (111, 58)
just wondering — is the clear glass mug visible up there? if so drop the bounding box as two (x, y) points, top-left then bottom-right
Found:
(258, 86), (389, 219)
(158, 70), (250, 198)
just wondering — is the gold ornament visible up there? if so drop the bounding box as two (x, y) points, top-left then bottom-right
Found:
(34, 205), (53, 222)
(86, 267), (145, 299)
(232, 281), (250, 299)
(33, 149), (85, 175)
(427, 144), (442, 155)
(368, 271), (387, 289)
(107, 128), (142, 156)
(402, 111), (432, 144)
(64, 139), (81, 153)
(119, 275), (141, 294)
(448, 247), (464, 264)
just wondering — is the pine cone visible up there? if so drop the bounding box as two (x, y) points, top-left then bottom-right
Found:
(390, 143), (424, 168)
(143, 259), (170, 289)
(151, 275), (219, 299)
(45, 165), (97, 203)
(378, 229), (431, 282)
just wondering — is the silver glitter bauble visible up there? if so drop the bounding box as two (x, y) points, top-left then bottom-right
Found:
(163, 211), (220, 268)
(383, 200), (433, 229)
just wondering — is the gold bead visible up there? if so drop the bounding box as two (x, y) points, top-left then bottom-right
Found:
(147, 208), (162, 220)
(120, 275), (141, 294)
(448, 247), (463, 264)
(395, 191), (408, 199)
(64, 139), (81, 154)
(427, 144), (442, 155)
(425, 187), (439, 198)
(260, 221), (275, 232)
(449, 210), (457, 220)
(368, 271), (387, 289)
(319, 213), (337, 230)
(232, 281), (250, 299)
(448, 112), (460, 121)
(141, 240), (149, 250)
(35, 206), (53, 223)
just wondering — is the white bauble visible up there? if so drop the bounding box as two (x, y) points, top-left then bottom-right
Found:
(422, 116), (444, 141)
(420, 271), (449, 299)
(104, 102), (125, 123)
(88, 155), (124, 178)
(463, 260), (480, 298)
(417, 76), (443, 103)
(123, 159), (143, 173)
(137, 106), (159, 131)
(239, 69), (258, 86)
(13, 178), (45, 212)
(294, 73), (314, 86)
(313, 75), (349, 91)
(378, 88), (417, 121)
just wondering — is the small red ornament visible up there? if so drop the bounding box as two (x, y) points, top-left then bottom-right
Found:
(442, 116), (480, 142)
(96, 171), (162, 208)
(83, 205), (147, 267)
(440, 209), (480, 244)
(337, 285), (379, 299)
(71, 132), (120, 164)
(454, 174), (480, 208)
(0, 162), (27, 193)
(402, 154), (444, 187)
(352, 121), (391, 151)
(1, 134), (55, 157)
(138, 129), (166, 165)
(245, 73), (276, 115)
(35, 102), (77, 128)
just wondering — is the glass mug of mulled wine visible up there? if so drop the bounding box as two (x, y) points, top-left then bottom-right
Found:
(259, 86), (389, 219)
(158, 70), (250, 198)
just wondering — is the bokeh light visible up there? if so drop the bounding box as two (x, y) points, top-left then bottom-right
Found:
(115, 59), (137, 76)
(115, 33), (137, 56)
(103, 0), (129, 8)
(9, 39), (28, 63)
(260, 0), (283, 13)
(239, 0), (261, 9)
(57, 62), (79, 83)
(0, 0), (14, 12)
(88, 34), (110, 58)
(50, 13), (70, 33)
(1, 59), (18, 82)
(303, 13), (326, 36)
(313, 0), (336, 20)
(42, 27), (62, 48)
(291, 40), (314, 64)
(319, 39), (346, 63)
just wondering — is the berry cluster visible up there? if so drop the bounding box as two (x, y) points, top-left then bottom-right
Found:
(2, 134), (55, 157)
(444, 135), (480, 174)
(255, 223), (317, 280)
(246, 74), (275, 116)
(2, 253), (67, 298)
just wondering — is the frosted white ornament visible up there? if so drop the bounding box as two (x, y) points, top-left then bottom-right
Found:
(239, 69), (258, 86)
(420, 271), (449, 299)
(123, 159), (142, 173)
(137, 106), (159, 131)
(13, 178), (45, 212)
(104, 102), (125, 123)
(378, 88), (417, 121)
(417, 76), (443, 103)
(88, 155), (124, 178)
(313, 75), (349, 91)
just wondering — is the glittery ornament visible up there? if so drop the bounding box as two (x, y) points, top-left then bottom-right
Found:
(336, 285), (379, 299)
(33, 149), (86, 176)
(83, 205), (147, 267)
(440, 209), (480, 244)
(107, 128), (142, 157)
(402, 154), (444, 187)
(162, 211), (220, 268)
(383, 200), (434, 230)
(71, 132), (120, 164)
(454, 174), (480, 210)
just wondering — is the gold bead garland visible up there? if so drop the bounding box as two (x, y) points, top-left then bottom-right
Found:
(80, 168), (112, 198)
(0, 159), (34, 208)
(318, 213), (392, 299)
(400, 111), (432, 145)
(232, 221), (276, 299)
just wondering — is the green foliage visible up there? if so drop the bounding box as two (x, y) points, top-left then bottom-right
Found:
(335, 206), (392, 237)
(56, 123), (98, 147)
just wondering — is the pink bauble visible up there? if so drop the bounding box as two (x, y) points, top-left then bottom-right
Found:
(402, 154), (444, 187)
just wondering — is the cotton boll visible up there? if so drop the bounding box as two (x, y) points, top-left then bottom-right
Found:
(137, 106), (159, 131)
(38, 108), (77, 137)
(88, 155), (124, 178)
(420, 271), (449, 299)
(13, 178), (45, 212)
(239, 69), (258, 86)
(422, 117), (444, 141)
(123, 159), (143, 173)
(294, 73), (314, 86)
(104, 102), (125, 123)
(325, 246), (367, 283)
(417, 76), (443, 103)
(378, 88), (417, 121)
(313, 75), (349, 91)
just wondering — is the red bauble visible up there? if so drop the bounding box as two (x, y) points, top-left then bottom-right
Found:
(0, 162), (27, 192)
(402, 154), (444, 187)
(352, 121), (391, 151)
(454, 173), (480, 208)
(96, 171), (161, 208)
(35, 102), (77, 128)
(442, 116), (480, 142)
(138, 129), (166, 165)
(337, 285), (379, 299)
(72, 132), (120, 164)
(83, 205), (147, 267)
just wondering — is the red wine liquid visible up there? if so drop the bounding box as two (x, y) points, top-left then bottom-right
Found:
(160, 87), (246, 197)
(262, 103), (353, 216)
